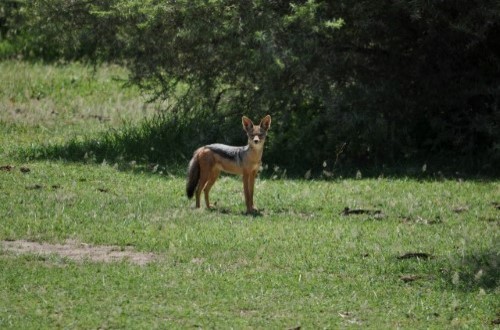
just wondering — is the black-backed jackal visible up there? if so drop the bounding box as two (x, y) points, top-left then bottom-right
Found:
(186, 115), (271, 214)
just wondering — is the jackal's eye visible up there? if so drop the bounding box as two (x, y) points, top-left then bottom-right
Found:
(249, 132), (265, 139)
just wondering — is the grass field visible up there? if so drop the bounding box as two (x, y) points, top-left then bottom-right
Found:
(0, 60), (499, 328)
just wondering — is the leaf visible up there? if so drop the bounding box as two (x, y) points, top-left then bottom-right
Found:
(452, 206), (468, 213)
(400, 274), (422, 282)
(26, 184), (43, 190)
(20, 166), (31, 173)
(322, 170), (333, 178)
(400, 216), (440, 225)
(338, 312), (352, 318)
(397, 252), (433, 260)
(338, 312), (362, 325)
(341, 207), (383, 216)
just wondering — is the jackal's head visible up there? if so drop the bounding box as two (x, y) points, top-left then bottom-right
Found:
(242, 115), (271, 147)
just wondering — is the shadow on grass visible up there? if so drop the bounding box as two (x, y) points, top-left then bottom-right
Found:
(446, 250), (499, 292)
(17, 112), (244, 176)
(396, 249), (498, 293)
(15, 111), (500, 180)
(207, 206), (264, 217)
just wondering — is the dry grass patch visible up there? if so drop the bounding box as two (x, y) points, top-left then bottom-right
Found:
(1, 240), (157, 265)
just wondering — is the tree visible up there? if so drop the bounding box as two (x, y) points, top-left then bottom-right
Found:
(11, 0), (500, 175)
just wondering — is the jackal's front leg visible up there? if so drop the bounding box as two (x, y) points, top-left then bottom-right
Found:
(243, 171), (257, 214)
(248, 171), (257, 211)
(242, 172), (251, 213)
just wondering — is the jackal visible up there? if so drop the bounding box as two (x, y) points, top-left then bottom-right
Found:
(186, 115), (271, 213)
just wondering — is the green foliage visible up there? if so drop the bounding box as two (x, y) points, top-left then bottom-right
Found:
(0, 0), (23, 57)
(4, 1), (500, 174)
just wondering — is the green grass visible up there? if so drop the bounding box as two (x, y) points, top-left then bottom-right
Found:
(0, 60), (158, 155)
(0, 60), (499, 328)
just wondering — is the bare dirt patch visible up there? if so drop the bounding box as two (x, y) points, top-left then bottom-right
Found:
(1, 240), (157, 266)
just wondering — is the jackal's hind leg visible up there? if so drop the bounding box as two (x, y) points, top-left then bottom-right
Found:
(195, 170), (210, 208)
(203, 169), (220, 208)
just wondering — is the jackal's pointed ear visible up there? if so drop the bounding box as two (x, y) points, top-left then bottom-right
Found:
(260, 115), (271, 131)
(242, 116), (254, 131)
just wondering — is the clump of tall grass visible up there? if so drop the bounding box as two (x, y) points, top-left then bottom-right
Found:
(18, 111), (247, 168)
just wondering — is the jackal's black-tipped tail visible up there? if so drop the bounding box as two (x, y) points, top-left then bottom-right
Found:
(186, 153), (200, 199)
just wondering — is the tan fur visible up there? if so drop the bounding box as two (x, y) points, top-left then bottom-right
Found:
(186, 115), (271, 214)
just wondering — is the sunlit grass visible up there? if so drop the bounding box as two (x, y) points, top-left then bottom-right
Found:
(0, 61), (498, 328)
(0, 60), (159, 156)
